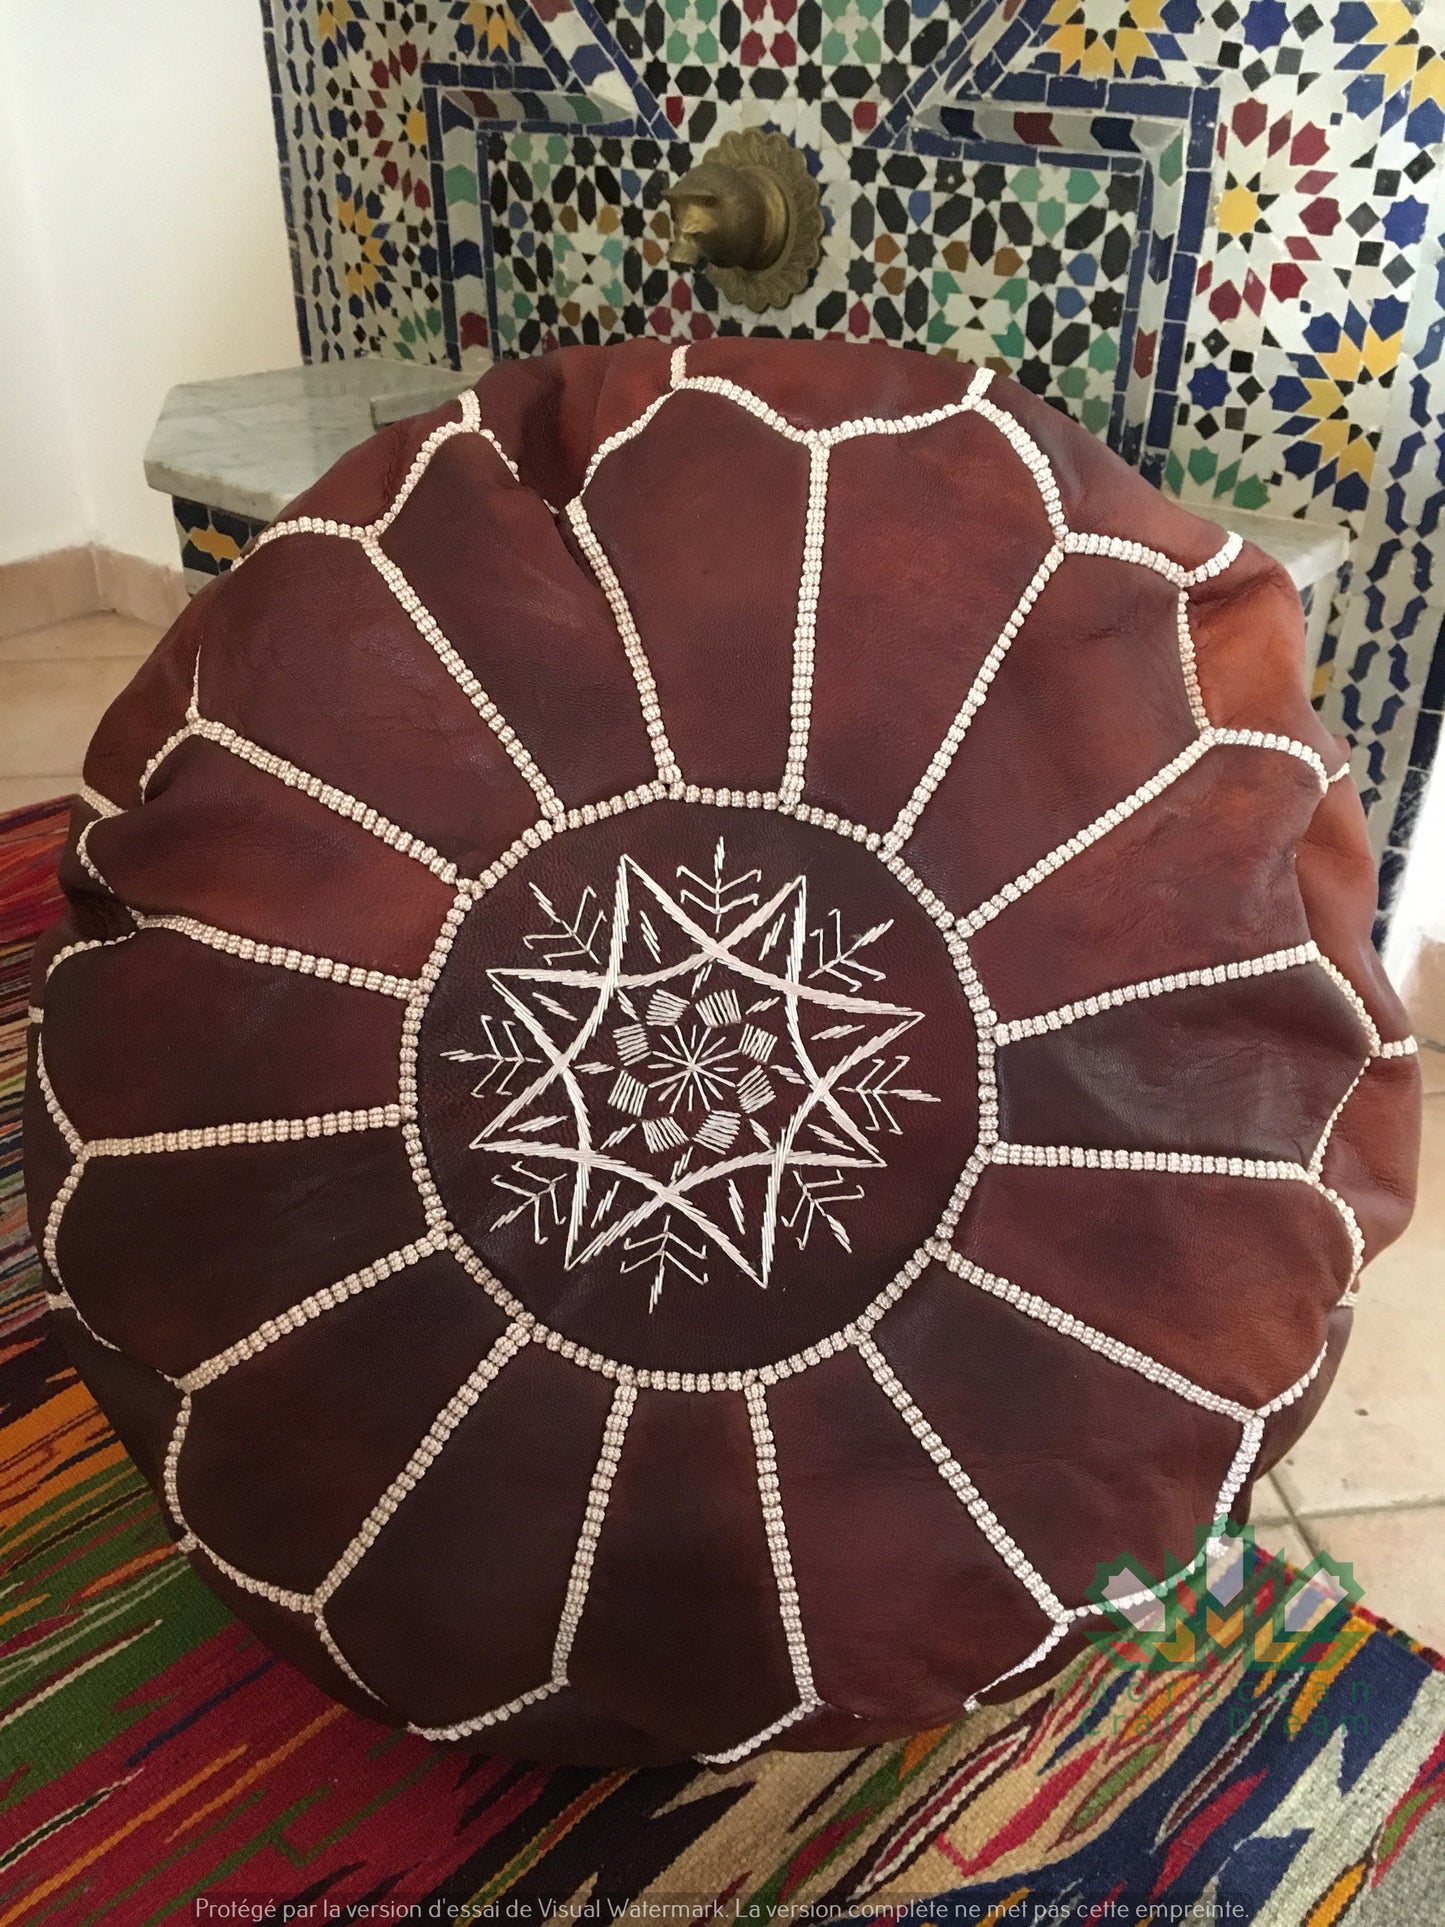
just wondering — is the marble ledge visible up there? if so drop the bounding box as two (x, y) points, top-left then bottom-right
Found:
(146, 355), (1349, 595)
(145, 358), (485, 525)
(1184, 498), (1349, 597)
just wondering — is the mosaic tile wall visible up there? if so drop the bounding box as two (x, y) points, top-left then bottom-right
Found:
(260, 0), (1445, 924)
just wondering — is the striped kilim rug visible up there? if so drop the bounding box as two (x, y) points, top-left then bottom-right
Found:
(4, 796), (1445, 1924)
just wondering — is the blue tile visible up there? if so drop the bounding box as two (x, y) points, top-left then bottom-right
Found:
(1105, 80), (1192, 116)
(1421, 617), (1445, 710)
(1045, 74), (1110, 108)
(1408, 705), (1441, 770)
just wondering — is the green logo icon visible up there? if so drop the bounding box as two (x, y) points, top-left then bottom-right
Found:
(1084, 1522), (1365, 1673)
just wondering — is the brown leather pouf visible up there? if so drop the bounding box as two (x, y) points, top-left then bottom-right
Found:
(26, 338), (1422, 1765)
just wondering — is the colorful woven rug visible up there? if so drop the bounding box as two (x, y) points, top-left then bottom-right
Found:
(4, 796), (1445, 1924)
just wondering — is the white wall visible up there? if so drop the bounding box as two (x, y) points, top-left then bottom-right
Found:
(0, 0), (300, 569)
(1386, 760), (1445, 1039)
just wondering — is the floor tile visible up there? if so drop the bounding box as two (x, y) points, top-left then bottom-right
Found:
(1302, 1504), (1445, 1653)
(1250, 1517), (1314, 1569)
(1274, 1095), (1445, 1515)
(1251, 1474), (1292, 1523)
(0, 658), (143, 777)
(0, 775), (82, 812)
(0, 612), (160, 664)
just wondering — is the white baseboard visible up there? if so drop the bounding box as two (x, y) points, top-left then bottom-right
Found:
(0, 543), (186, 638)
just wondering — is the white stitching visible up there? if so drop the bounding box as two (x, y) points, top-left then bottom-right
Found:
(134, 913), (419, 999)
(33, 1038), (82, 1156)
(184, 718), (458, 882)
(933, 1246), (1254, 1422)
(1176, 590), (1210, 732)
(85, 1108), (407, 1159)
(175, 1233), (447, 1393)
(857, 1333), (1065, 1621)
(314, 1320), (531, 1610)
(76, 783), (122, 819)
(996, 943), (1322, 1044)
(991, 1144), (1308, 1178)
(1210, 726), (1330, 791)
(780, 441), (829, 808)
(958, 736), (1212, 935)
(551, 1378), (636, 1678)
(746, 1381), (817, 1711)
(247, 391), (489, 557)
(1314, 953), (1383, 1056)
(362, 536), (565, 820)
(886, 545), (1065, 853)
(566, 497), (681, 788)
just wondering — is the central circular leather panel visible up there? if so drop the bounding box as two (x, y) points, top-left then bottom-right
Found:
(421, 803), (978, 1373)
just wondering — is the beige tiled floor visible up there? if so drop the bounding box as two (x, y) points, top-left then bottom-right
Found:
(1262, 1089), (1445, 1651)
(1, 610), (1442, 1655)
(0, 611), (160, 807)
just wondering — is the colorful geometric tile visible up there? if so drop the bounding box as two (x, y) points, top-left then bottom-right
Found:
(254, 0), (1445, 910)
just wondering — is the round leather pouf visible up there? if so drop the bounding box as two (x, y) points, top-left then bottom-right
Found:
(26, 338), (1422, 1765)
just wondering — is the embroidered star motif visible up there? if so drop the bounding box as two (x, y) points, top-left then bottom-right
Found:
(453, 841), (936, 1307)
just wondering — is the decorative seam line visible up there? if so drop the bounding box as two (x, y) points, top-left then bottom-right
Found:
(857, 1333), (1065, 1621)
(73, 818), (108, 890)
(314, 1320), (532, 1610)
(991, 1144), (1308, 1178)
(76, 784), (121, 819)
(1176, 591), (1210, 732)
(134, 914), (419, 998)
(933, 1247), (1254, 1422)
(695, 1701), (818, 1768)
(885, 544), (1065, 853)
(86, 1107), (407, 1159)
(32, 1039), (81, 1156)
(43, 931), (138, 984)
(40, 1161), (86, 1287)
(247, 390), (486, 556)
(41, 1286), (121, 1352)
(1065, 526), (1242, 589)
(160, 718), (459, 882)
(577, 390), (678, 496)
(1310, 1065), (1368, 1180)
(995, 942), (1322, 1044)
(406, 1680), (563, 1743)
(746, 1381), (817, 1706)
(140, 721), (195, 795)
(1312, 1175), (1365, 1290)
(550, 1377), (637, 1679)
(963, 1622), (1075, 1711)
(407, 1374), (638, 1741)
(361, 535), (564, 820)
(957, 736), (1211, 935)
(1211, 1419), (1266, 1545)
(780, 441), (830, 809)
(968, 395), (1068, 541)
(478, 423), (519, 483)
(175, 1233), (447, 1392)
(566, 497), (681, 788)
(1209, 726), (1330, 790)
(1314, 953), (1382, 1056)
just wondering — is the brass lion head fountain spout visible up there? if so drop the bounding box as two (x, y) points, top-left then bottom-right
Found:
(662, 129), (824, 314)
